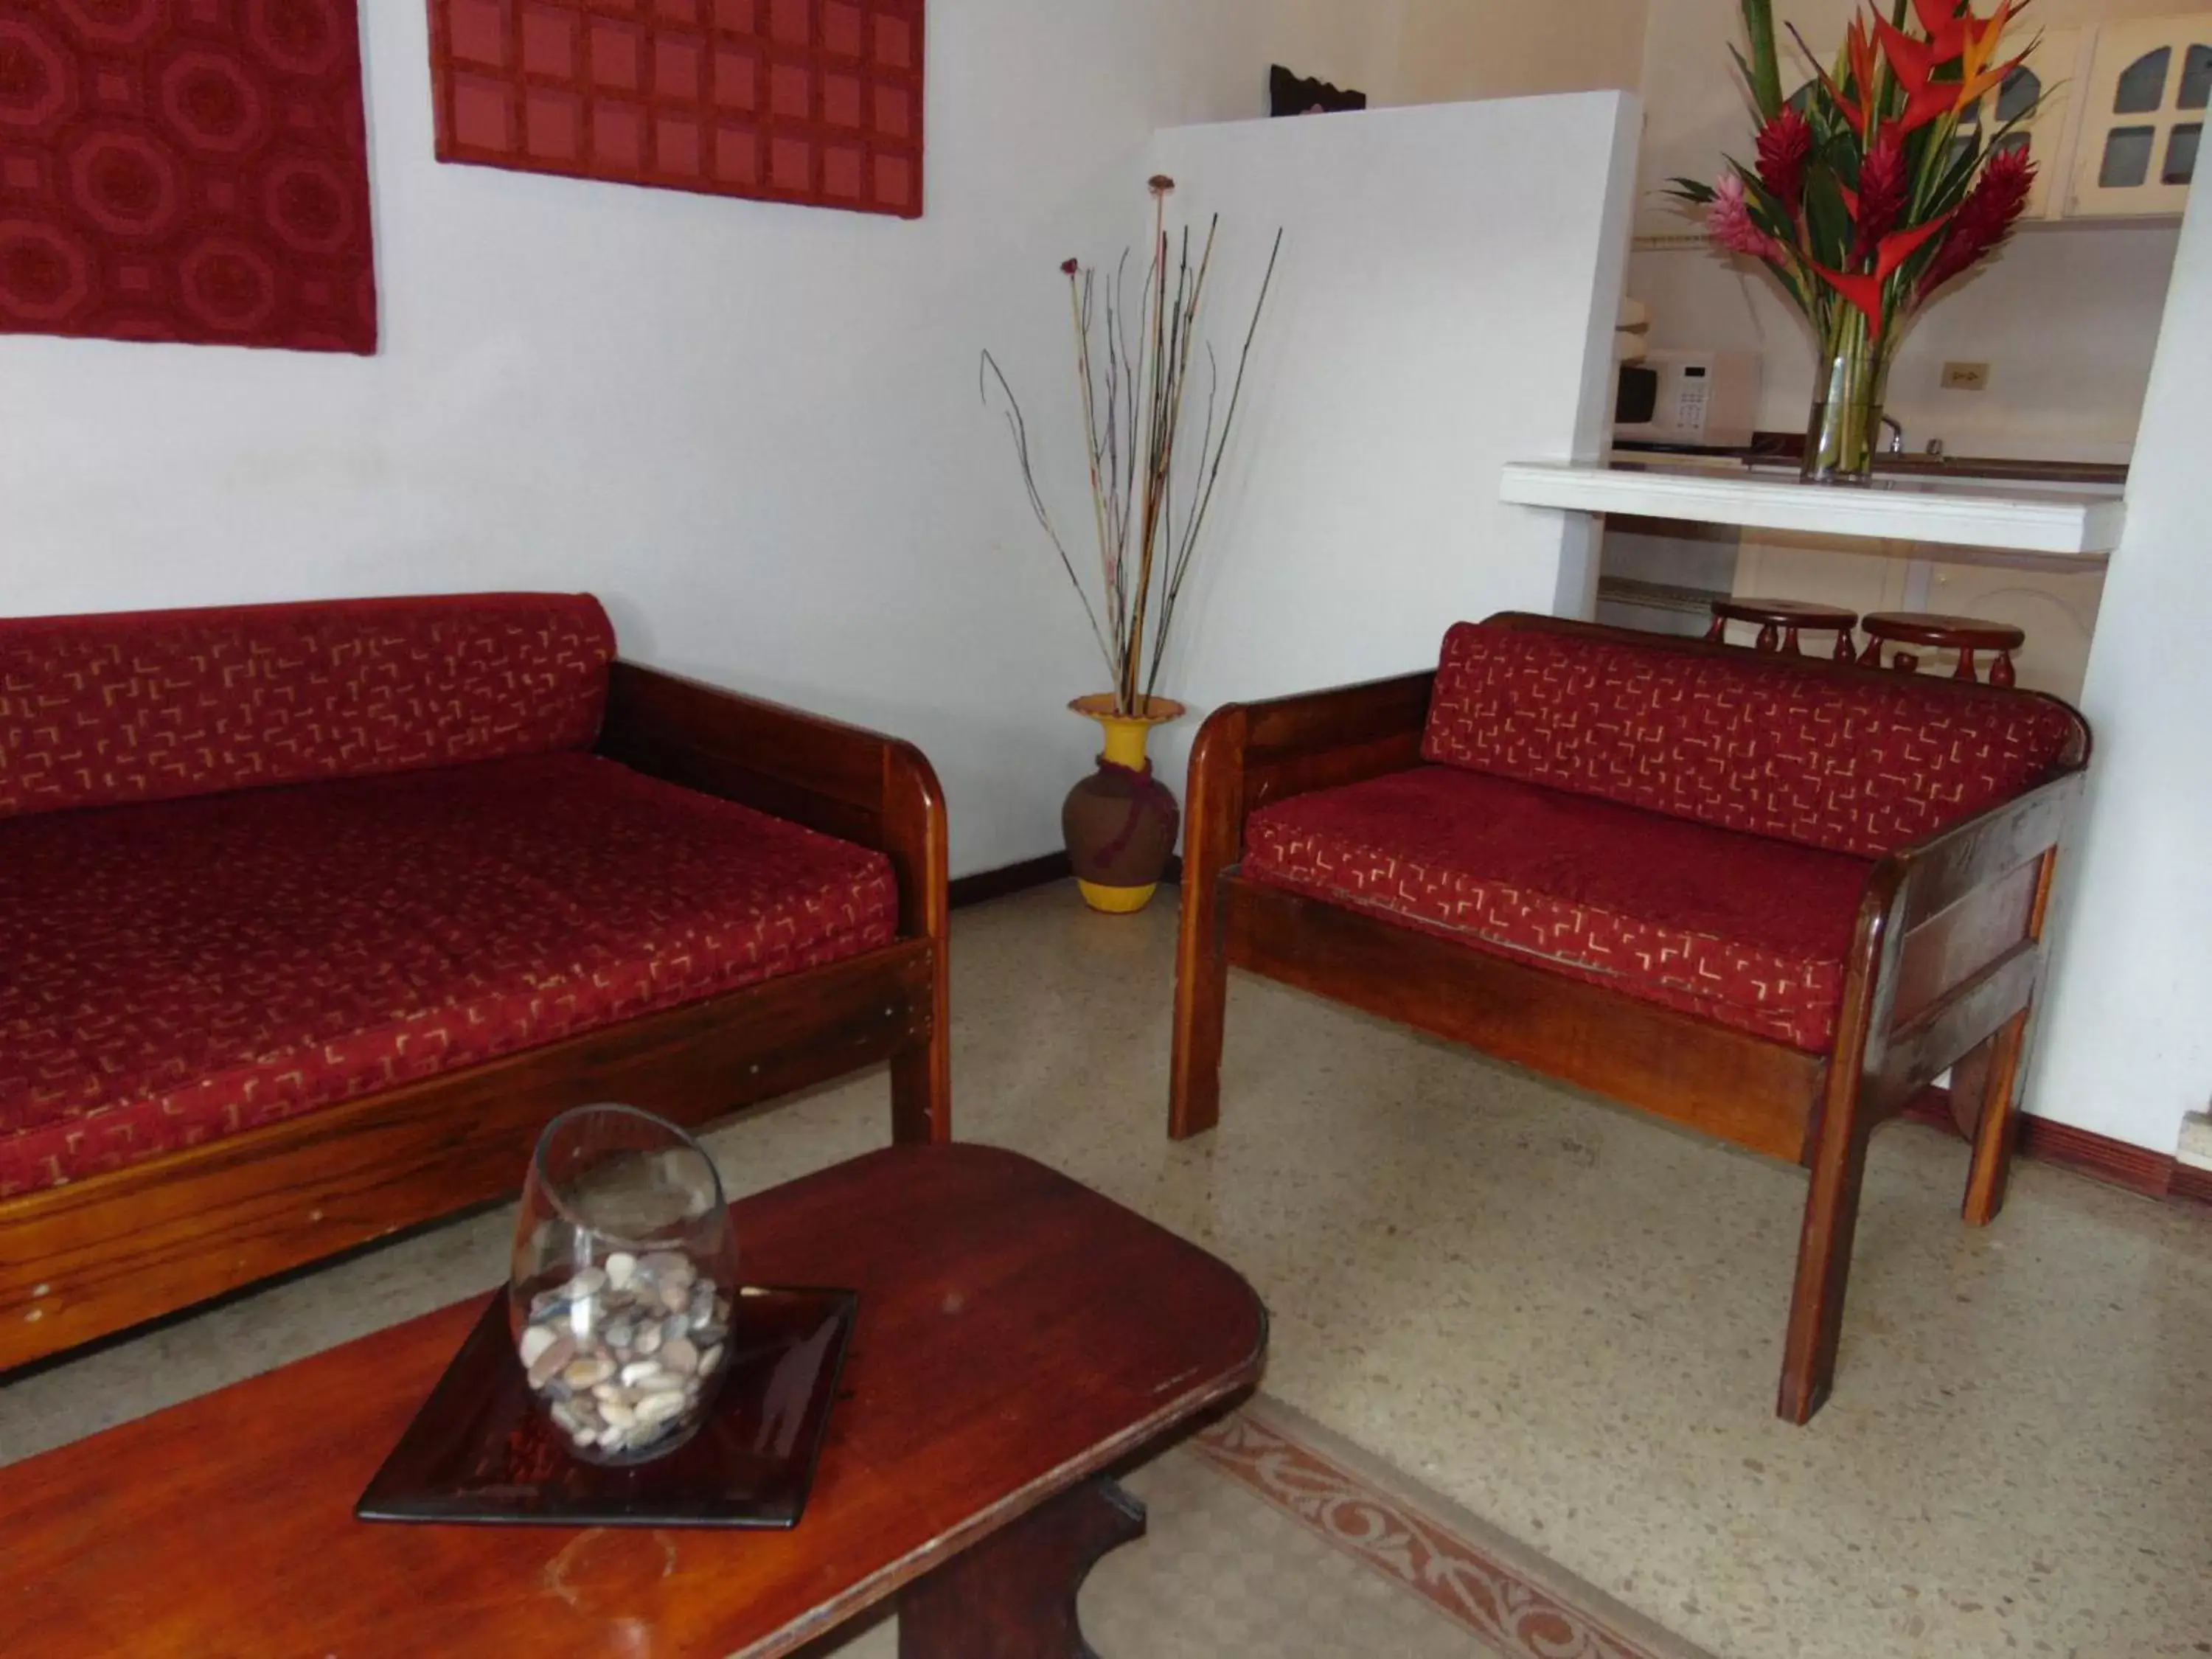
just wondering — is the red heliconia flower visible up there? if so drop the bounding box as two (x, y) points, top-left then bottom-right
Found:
(1918, 146), (2037, 299)
(1877, 17), (1967, 131)
(1910, 0), (1972, 63)
(1817, 217), (1955, 341)
(1756, 106), (1813, 211)
(1853, 129), (1909, 258)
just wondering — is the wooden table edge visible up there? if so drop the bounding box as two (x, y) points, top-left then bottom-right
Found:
(744, 1296), (1270, 1659)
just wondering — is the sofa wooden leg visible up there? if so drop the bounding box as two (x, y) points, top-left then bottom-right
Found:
(1169, 886), (1228, 1141)
(891, 1029), (952, 1145)
(891, 938), (953, 1145)
(1960, 1009), (2029, 1226)
(1777, 1104), (1874, 1425)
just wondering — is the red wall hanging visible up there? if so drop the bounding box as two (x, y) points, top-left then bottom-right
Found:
(0, 0), (378, 355)
(425, 0), (923, 219)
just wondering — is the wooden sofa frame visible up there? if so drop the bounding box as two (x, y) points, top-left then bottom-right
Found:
(0, 664), (951, 1373)
(1167, 613), (2090, 1423)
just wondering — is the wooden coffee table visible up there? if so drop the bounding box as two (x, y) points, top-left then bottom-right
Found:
(0, 1144), (1267, 1658)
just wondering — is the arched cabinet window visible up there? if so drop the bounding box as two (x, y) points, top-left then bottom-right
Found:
(2071, 17), (2209, 216)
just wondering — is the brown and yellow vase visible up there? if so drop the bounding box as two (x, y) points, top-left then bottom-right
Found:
(1062, 693), (1185, 914)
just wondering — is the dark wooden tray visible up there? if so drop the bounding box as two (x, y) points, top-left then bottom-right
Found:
(355, 1285), (855, 1528)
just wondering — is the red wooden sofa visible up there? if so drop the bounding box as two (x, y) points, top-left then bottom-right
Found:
(1169, 613), (2089, 1422)
(0, 593), (950, 1370)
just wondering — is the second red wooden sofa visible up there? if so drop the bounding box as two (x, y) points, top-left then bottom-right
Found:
(1169, 613), (2088, 1423)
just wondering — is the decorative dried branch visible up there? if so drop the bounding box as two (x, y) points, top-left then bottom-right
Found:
(981, 180), (1281, 717)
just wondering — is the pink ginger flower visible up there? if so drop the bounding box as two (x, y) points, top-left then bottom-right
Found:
(1708, 172), (1781, 261)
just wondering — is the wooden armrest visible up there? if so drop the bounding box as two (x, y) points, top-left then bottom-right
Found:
(596, 661), (947, 943)
(1206, 670), (1436, 819)
(1839, 764), (2086, 1116)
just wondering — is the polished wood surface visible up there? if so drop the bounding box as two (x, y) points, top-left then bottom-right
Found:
(1705, 597), (1858, 660)
(3, 665), (951, 1373)
(897, 1475), (1148, 1659)
(1857, 611), (2028, 684)
(0, 1145), (1267, 1659)
(1167, 611), (2090, 1423)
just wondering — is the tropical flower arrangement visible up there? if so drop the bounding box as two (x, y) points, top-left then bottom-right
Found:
(1672, 0), (2042, 480)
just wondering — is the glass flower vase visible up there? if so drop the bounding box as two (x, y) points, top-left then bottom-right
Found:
(1801, 308), (1893, 485)
(509, 1105), (740, 1466)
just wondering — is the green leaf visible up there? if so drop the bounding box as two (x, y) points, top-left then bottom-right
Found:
(1667, 176), (1720, 204)
(1739, 0), (1783, 120)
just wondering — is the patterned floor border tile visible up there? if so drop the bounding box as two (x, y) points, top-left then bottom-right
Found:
(1189, 1398), (1717, 1659)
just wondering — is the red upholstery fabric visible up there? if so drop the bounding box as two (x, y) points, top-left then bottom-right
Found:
(427, 0), (925, 219)
(0, 1), (377, 353)
(0, 593), (615, 819)
(0, 752), (897, 1197)
(1422, 623), (2079, 858)
(1245, 766), (1874, 1051)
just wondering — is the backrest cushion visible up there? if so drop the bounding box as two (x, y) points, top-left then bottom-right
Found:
(0, 593), (616, 818)
(1421, 622), (2080, 858)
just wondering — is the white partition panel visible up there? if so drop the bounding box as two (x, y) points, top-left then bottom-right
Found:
(1141, 94), (1639, 798)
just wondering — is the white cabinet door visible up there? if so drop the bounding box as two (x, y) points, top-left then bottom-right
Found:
(1922, 562), (2106, 703)
(2067, 15), (2210, 219)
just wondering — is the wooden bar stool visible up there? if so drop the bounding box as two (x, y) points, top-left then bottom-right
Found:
(1705, 597), (1859, 661)
(1857, 612), (2025, 686)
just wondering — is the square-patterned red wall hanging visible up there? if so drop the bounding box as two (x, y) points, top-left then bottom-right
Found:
(425, 0), (923, 219)
(0, 0), (378, 355)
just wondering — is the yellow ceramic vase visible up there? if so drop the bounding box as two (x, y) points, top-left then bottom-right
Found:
(1064, 693), (1185, 914)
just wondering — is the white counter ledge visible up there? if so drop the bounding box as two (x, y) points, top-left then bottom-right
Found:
(1500, 459), (2126, 559)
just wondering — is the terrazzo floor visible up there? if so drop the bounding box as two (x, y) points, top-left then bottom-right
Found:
(5, 883), (2208, 1658)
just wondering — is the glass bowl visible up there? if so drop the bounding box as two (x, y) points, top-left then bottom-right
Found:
(509, 1105), (740, 1466)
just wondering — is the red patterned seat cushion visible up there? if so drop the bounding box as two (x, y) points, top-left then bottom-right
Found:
(1422, 623), (2079, 858)
(0, 753), (897, 1197)
(1244, 766), (1874, 1051)
(0, 593), (616, 819)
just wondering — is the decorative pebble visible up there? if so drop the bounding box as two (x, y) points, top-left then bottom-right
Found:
(518, 1247), (727, 1458)
(526, 1331), (577, 1391)
(562, 1354), (615, 1389)
(634, 1390), (688, 1426)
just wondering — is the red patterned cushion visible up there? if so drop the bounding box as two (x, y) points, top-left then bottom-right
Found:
(1422, 623), (2078, 858)
(1245, 766), (1874, 1051)
(0, 593), (615, 818)
(0, 753), (897, 1197)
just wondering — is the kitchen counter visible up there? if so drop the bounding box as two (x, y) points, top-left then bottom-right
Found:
(1500, 457), (2125, 560)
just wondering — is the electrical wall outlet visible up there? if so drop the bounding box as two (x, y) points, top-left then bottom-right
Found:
(1941, 361), (1992, 391)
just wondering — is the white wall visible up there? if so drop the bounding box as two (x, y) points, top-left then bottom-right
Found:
(1140, 94), (1640, 797)
(2028, 178), (2212, 1152)
(0, 0), (1392, 879)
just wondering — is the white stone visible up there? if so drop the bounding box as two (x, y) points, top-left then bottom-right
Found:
(620, 1360), (667, 1387)
(518, 1324), (557, 1368)
(634, 1390), (687, 1426)
(604, 1251), (639, 1289)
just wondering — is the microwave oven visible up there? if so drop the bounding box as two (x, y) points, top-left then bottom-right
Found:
(1613, 350), (1761, 450)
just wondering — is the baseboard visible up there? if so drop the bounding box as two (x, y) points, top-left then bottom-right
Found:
(948, 852), (1071, 910)
(949, 852), (1183, 911)
(1900, 1087), (2206, 1208)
